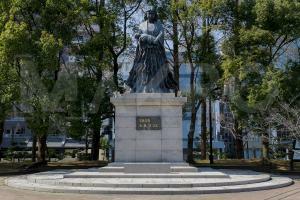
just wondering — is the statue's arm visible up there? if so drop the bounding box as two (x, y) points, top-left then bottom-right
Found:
(135, 29), (143, 40)
(139, 34), (156, 44)
(137, 22), (164, 45)
(140, 31), (163, 45)
(154, 30), (164, 45)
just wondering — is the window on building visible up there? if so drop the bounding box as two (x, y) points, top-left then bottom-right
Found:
(6, 129), (11, 134)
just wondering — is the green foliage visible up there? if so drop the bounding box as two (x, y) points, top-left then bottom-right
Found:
(0, 21), (28, 61)
(219, 0), (300, 155)
(0, 0), (84, 162)
(67, 117), (86, 140)
(255, 0), (300, 35)
(100, 137), (110, 150)
(38, 31), (63, 69)
(0, 63), (18, 120)
(48, 149), (63, 161)
(280, 62), (300, 105)
(66, 0), (139, 147)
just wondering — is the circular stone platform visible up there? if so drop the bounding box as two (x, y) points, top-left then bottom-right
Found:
(5, 165), (293, 195)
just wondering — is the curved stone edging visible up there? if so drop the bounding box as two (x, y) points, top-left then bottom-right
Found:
(5, 169), (294, 195)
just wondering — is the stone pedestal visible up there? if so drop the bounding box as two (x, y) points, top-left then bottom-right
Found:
(110, 93), (187, 162)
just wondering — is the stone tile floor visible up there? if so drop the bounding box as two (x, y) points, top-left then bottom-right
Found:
(0, 176), (300, 200)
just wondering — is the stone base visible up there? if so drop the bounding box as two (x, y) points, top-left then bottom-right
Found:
(6, 168), (293, 194)
(110, 93), (187, 162)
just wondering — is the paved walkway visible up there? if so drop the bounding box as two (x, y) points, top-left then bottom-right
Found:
(1, 176), (300, 200)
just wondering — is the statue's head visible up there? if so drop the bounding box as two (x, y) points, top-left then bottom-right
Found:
(144, 6), (158, 23)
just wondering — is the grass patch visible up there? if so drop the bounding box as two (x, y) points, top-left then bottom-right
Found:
(194, 159), (300, 173)
(0, 160), (108, 175)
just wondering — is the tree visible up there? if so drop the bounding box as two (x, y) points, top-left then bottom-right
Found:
(197, 0), (223, 160)
(106, 0), (142, 92)
(0, 1), (23, 147)
(244, 0), (300, 159)
(268, 103), (300, 140)
(0, 64), (18, 148)
(219, 0), (249, 159)
(264, 62), (300, 141)
(174, 1), (202, 163)
(0, 0), (82, 162)
(220, 0), (300, 159)
(73, 0), (129, 160)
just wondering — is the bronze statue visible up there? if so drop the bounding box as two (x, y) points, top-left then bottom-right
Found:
(127, 7), (177, 93)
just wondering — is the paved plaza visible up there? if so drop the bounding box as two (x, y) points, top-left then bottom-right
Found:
(1, 176), (300, 200)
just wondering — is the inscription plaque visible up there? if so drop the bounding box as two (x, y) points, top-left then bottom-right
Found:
(136, 116), (161, 130)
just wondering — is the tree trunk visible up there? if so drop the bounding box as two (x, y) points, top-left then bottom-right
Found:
(0, 120), (3, 142)
(37, 134), (47, 163)
(262, 132), (270, 160)
(113, 57), (119, 91)
(85, 129), (89, 157)
(187, 112), (196, 163)
(0, 120), (3, 162)
(187, 82), (196, 163)
(171, 5), (180, 96)
(208, 98), (214, 164)
(106, 149), (109, 161)
(200, 97), (207, 160)
(186, 72), (198, 163)
(91, 128), (100, 161)
(235, 137), (244, 159)
(187, 49), (196, 163)
(234, 121), (244, 159)
(32, 134), (37, 162)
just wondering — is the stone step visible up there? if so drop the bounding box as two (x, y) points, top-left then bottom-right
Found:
(109, 162), (190, 166)
(6, 176), (293, 195)
(170, 166), (198, 172)
(63, 171), (229, 179)
(98, 165), (198, 173)
(28, 175), (271, 188)
(99, 166), (124, 173)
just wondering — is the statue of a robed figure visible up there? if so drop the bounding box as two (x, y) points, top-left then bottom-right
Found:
(127, 7), (177, 93)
